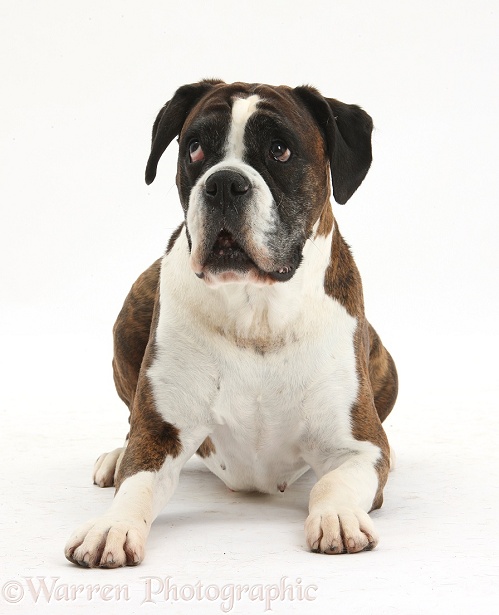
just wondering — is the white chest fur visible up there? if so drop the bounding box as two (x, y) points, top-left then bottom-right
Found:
(148, 227), (366, 494)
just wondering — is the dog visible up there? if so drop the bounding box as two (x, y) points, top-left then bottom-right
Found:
(65, 79), (398, 568)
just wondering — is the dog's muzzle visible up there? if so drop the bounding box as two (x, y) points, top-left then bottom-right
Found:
(191, 168), (300, 284)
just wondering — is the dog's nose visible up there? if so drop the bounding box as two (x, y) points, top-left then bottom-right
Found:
(204, 170), (251, 205)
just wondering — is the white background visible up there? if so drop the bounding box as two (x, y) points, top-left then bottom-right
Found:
(1, 1), (498, 613)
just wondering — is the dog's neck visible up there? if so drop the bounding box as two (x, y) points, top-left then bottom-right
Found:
(163, 214), (338, 354)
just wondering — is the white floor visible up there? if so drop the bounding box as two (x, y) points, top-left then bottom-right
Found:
(1, 331), (498, 615)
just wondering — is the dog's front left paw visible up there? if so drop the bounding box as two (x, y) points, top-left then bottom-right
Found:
(65, 517), (147, 568)
(305, 507), (378, 554)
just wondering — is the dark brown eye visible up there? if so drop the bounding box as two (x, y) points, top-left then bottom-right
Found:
(188, 140), (204, 163)
(270, 141), (291, 162)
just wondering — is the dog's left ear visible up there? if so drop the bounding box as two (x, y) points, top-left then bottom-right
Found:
(145, 79), (224, 185)
(293, 86), (373, 204)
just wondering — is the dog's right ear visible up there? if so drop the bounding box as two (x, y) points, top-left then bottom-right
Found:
(145, 79), (224, 185)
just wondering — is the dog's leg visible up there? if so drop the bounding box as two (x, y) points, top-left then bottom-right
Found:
(65, 422), (207, 568)
(304, 364), (390, 555)
(90, 259), (163, 492)
(66, 338), (210, 569)
(304, 453), (384, 554)
(303, 311), (394, 554)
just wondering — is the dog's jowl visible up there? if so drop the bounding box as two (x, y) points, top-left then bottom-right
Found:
(65, 80), (398, 567)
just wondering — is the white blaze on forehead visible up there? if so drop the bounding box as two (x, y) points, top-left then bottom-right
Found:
(226, 94), (261, 159)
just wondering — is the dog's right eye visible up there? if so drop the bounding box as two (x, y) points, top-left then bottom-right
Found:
(188, 140), (204, 163)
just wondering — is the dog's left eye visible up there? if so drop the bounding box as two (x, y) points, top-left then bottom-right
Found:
(270, 141), (291, 163)
(188, 140), (204, 163)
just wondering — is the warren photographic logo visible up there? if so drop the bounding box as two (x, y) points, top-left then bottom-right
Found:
(2, 575), (318, 612)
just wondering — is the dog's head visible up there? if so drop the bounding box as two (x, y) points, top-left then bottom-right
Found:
(145, 80), (373, 286)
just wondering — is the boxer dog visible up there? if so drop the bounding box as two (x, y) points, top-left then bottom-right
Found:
(65, 80), (398, 567)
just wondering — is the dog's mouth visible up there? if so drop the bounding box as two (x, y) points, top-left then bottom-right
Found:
(203, 229), (254, 270)
(211, 230), (248, 259)
(195, 229), (298, 284)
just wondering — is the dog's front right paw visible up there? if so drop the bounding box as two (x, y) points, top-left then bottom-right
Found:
(65, 517), (147, 568)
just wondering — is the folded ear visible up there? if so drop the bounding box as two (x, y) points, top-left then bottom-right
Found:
(293, 86), (373, 204)
(145, 79), (224, 185)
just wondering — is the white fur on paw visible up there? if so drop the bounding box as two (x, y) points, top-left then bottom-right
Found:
(64, 517), (146, 568)
(93, 448), (125, 487)
(305, 507), (378, 554)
